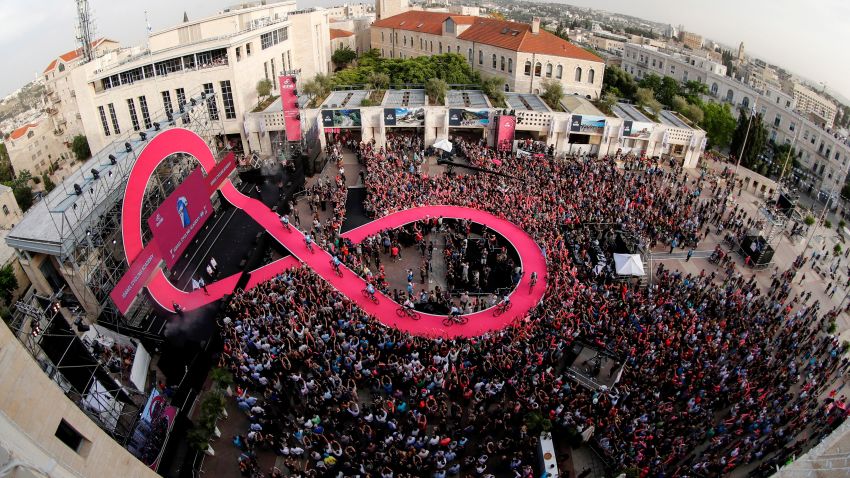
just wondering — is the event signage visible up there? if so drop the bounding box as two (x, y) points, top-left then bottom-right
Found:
(321, 109), (362, 128)
(448, 108), (490, 127)
(147, 168), (213, 268)
(110, 242), (161, 314)
(384, 107), (425, 127)
(278, 75), (302, 141)
(204, 153), (236, 194)
(622, 121), (653, 139)
(496, 115), (516, 151)
(569, 115), (606, 135)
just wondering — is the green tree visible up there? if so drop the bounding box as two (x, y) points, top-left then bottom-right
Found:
(4, 169), (33, 212)
(0, 264), (18, 304)
(730, 110), (768, 168)
(602, 66), (638, 101)
(41, 173), (55, 193)
(636, 87), (662, 114)
(671, 95), (689, 113)
(700, 102), (737, 150)
(424, 78), (448, 105)
(638, 74), (663, 95)
(683, 80), (708, 104)
(301, 73), (334, 106)
(256, 79), (272, 103)
(332, 45), (357, 68)
(71, 135), (91, 162)
(0, 142), (12, 182)
(599, 92), (618, 112)
(480, 76), (506, 107)
(540, 79), (564, 110)
(656, 76), (681, 106)
(366, 72), (390, 90)
(681, 103), (704, 124)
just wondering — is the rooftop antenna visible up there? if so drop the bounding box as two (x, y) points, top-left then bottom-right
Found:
(74, 0), (96, 63)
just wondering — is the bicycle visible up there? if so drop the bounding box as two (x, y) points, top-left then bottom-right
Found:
(493, 300), (513, 317)
(330, 260), (343, 277)
(305, 241), (315, 253)
(442, 314), (468, 326)
(396, 306), (420, 320)
(361, 289), (379, 304)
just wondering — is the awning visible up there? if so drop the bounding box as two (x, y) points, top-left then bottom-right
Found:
(614, 253), (645, 276)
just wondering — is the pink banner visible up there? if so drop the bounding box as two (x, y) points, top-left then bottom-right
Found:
(279, 75), (302, 142)
(147, 168), (213, 268)
(110, 242), (161, 314)
(205, 152), (236, 194)
(496, 115), (515, 152)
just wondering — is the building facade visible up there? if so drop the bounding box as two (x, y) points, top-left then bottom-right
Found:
(621, 42), (850, 201)
(4, 120), (72, 187)
(68, 2), (331, 154)
(680, 31), (703, 50)
(791, 82), (837, 128)
(376, 0), (408, 20)
(371, 11), (605, 98)
(0, 185), (23, 230)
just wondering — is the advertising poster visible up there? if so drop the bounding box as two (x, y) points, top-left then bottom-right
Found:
(623, 121), (654, 139)
(147, 168), (213, 268)
(321, 109), (362, 128)
(496, 115), (516, 151)
(110, 242), (161, 314)
(384, 108), (425, 127)
(570, 115), (606, 135)
(204, 152), (236, 194)
(448, 108), (490, 127)
(279, 75), (302, 141)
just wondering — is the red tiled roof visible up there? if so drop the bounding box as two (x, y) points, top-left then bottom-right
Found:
(372, 11), (602, 62)
(330, 28), (355, 40)
(9, 123), (38, 140)
(43, 38), (113, 73)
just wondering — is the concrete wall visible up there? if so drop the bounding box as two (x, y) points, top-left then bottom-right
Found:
(0, 321), (159, 478)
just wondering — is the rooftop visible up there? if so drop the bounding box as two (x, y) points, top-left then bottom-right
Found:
(43, 38), (115, 74)
(8, 123), (38, 140)
(560, 96), (604, 116)
(321, 90), (370, 108)
(384, 90), (427, 107)
(330, 28), (354, 40)
(447, 90), (490, 108)
(505, 93), (551, 112)
(372, 10), (603, 62)
(659, 110), (691, 129)
(612, 102), (654, 123)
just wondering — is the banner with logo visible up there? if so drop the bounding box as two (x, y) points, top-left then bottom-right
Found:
(622, 121), (654, 139)
(384, 108), (425, 127)
(448, 108), (490, 127)
(110, 242), (161, 314)
(321, 109), (362, 128)
(279, 75), (302, 141)
(569, 115), (606, 135)
(205, 152), (236, 194)
(496, 115), (516, 151)
(147, 168), (213, 268)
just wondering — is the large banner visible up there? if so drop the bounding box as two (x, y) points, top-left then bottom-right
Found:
(147, 168), (213, 268)
(321, 109), (361, 128)
(204, 152), (236, 194)
(569, 115), (606, 135)
(279, 75), (302, 141)
(496, 115), (516, 151)
(622, 121), (654, 139)
(110, 242), (161, 314)
(448, 109), (490, 128)
(384, 108), (425, 127)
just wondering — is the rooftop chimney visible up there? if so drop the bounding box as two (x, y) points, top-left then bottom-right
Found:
(531, 17), (540, 34)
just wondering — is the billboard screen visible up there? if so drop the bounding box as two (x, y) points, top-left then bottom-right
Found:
(321, 109), (362, 128)
(569, 115), (606, 135)
(384, 108), (425, 127)
(448, 108), (490, 127)
(147, 168), (213, 268)
(279, 75), (302, 141)
(496, 115), (516, 151)
(622, 120), (654, 139)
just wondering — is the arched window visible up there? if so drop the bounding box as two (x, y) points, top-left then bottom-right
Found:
(546, 64), (553, 78)
(534, 62), (542, 77)
(556, 65), (563, 79)
(726, 89), (734, 102)
(574, 67), (582, 82)
(500, 56), (505, 71)
(524, 61), (531, 76)
(742, 97), (750, 109)
(710, 83), (718, 95)
(588, 69), (595, 83)
(508, 58), (513, 73)
(492, 54), (497, 69)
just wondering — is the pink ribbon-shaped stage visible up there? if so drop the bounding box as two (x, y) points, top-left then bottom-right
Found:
(120, 129), (547, 338)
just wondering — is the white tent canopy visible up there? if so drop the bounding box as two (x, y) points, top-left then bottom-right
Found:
(614, 253), (645, 276)
(433, 139), (453, 153)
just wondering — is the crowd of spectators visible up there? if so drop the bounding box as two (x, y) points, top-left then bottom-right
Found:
(218, 132), (850, 478)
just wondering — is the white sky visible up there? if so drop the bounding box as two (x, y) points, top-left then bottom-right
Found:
(1, 0), (848, 100)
